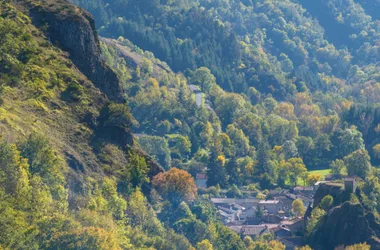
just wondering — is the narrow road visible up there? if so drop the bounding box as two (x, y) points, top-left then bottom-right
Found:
(195, 93), (202, 107)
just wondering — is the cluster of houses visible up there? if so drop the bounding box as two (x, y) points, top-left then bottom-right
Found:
(203, 174), (359, 249)
(209, 186), (316, 249)
(198, 176), (325, 249)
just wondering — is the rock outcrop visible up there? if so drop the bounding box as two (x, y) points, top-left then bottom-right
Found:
(313, 183), (349, 208)
(15, 0), (125, 103)
(11, 0), (164, 182)
(308, 184), (380, 249)
(308, 202), (380, 249)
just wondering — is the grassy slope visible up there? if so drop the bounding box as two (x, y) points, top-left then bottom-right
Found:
(0, 1), (118, 183)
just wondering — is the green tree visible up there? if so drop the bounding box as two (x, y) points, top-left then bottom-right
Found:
(306, 208), (326, 235)
(214, 223), (245, 250)
(287, 158), (307, 186)
(126, 187), (163, 235)
(215, 93), (245, 127)
(197, 239), (213, 250)
(282, 140), (298, 159)
(306, 174), (321, 186)
(226, 124), (250, 157)
(255, 141), (275, 189)
(190, 67), (216, 93)
(168, 135), (192, 160)
(173, 217), (210, 245)
(141, 58), (153, 74)
(46, 226), (121, 250)
(235, 113), (262, 146)
(319, 195), (334, 211)
(330, 159), (346, 175)
(157, 120), (171, 135)
(0, 142), (30, 207)
(344, 149), (371, 179)
(20, 133), (62, 180)
(334, 128), (365, 159)
(226, 185), (242, 198)
(207, 152), (229, 188)
(127, 152), (149, 188)
(373, 144), (380, 159)
(295, 246), (312, 250)
(345, 243), (370, 250)
(292, 199), (306, 217)
(137, 136), (171, 169)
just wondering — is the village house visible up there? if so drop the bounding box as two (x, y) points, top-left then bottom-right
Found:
(210, 189), (308, 243)
(281, 218), (305, 234)
(271, 224), (292, 238)
(258, 200), (282, 214)
(292, 186), (314, 197)
(229, 225), (270, 239)
(195, 173), (208, 189)
(210, 198), (260, 208)
(244, 214), (283, 225)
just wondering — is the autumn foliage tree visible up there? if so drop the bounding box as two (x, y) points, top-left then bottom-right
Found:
(152, 168), (197, 207)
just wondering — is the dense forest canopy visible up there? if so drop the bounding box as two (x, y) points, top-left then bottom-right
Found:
(72, 0), (380, 178)
(1, 0), (380, 249)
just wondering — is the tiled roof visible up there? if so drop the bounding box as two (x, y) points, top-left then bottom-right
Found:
(293, 186), (314, 191)
(229, 225), (269, 236)
(211, 198), (259, 204)
(271, 225), (290, 233)
(196, 173), (208, 179)
(259, 200), (280, 204)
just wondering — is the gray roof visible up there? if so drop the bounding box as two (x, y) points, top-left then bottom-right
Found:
(211, 198), (260, 204)
(229, 225), (269, 236)
(259, 200), (280, 205)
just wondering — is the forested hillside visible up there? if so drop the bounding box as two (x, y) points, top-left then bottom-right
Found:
(72, 0), (380, 185)
(68, 0), (380, 247)
(0, 0), (257, 249)
(1, 0), (380, 249)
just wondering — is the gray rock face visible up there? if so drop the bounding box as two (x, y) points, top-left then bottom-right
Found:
(308, 185), (380, 249)
(309, 202), (378, 249)
(20, 0), (125, 103)
(313, 183), (348, 208)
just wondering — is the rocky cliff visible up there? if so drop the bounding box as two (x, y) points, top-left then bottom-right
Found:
(308, 184), (380, 249)
(14, 0), (125, 103)
(308, 202), (380, 249)
(7, 0), (163, 189)
(313, 183), (349, 208)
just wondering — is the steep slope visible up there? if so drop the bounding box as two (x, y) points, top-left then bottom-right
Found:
(307, 184), (380, 249)
(1, 0), (162, 188)
(309, 201), (380, 249)
(13, 0), (125, 103)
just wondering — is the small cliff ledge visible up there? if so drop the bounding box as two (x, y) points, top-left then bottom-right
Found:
(313, 183), (348, 208)
(14, 0), (125, 103)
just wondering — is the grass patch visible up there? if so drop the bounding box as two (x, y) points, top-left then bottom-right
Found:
(295, 169), (331, 186)
(308, 169), (330, 177)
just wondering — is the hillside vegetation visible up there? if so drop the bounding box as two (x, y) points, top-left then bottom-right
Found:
(1, 0), (380, 249)
(0, 1), (225, 249)
(71, 0), (380, 188)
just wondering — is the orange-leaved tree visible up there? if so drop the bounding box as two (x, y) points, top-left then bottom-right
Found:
(152, 168), (197, 207)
